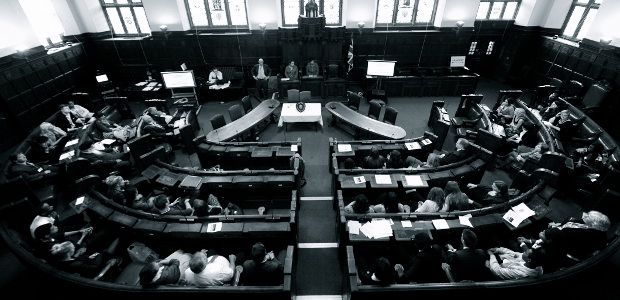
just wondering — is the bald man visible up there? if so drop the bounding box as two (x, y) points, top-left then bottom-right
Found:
(251, 58), (271, 99)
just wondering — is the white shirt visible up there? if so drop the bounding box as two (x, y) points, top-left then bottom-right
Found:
(184, 255), (233, 286)
(70, 105), (93, 119)
(208, 71), (223, 83)
(257, 65), (266, 79)
(64, 113), (75, 127)
(30, 215), (55, 239)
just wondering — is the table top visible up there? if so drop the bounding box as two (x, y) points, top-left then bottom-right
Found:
(325, 101), (407, 140)
(281, 102), (322, 117)
(206, 99), (280, 142)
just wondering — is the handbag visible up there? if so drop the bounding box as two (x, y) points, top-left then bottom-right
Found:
(127, 242), (159, 263)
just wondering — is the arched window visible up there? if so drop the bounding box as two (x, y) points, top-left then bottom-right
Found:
(100, 0), (151, 36)
(375, 0), (438, 27)
(281, 0), (343, 27)
(562, 0), (603, 40)
(185, 0), (249, 29)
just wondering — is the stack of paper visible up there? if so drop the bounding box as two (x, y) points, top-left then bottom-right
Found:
(421, 139), (431, 145)
(353, 176), (366, 184)
(432, 219), (450, 230)
(65, 139), (79, 148)
(401, 220), (412, 228)
(206, 222), (223, 233)
(101, 139), (116, 145)
(404, 175), (424, 187)
(59, 150), (74, 161)
(290, 144), (298, 152)
(405, 142), (421, 150)
(359, 219), (393, 239)
(375, 175), (392, 185)
(93, 142), (106, 151)
(337, 144), (352, 152)
(348, 220), (362, 235)
(459, 214), (473, 227)
(503, 203), (536, 227)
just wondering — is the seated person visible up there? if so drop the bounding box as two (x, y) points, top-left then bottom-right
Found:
(494, 97), (516, 124)
(505, 108), (529, 137)
(150, 195), (193, 216)
(56, 104), (83, 131)
(358, 256), (395, 286)
(466, 180), (511, 206)
(192, 194), (223, 217)
(141, 115), (174, 137)
(290, 153), (307, 187)
(540, 210), (610, 262)
(439, 138), (471, 165)
(68, 100), (95, 124)
(363, 147), (386, 169)
(284, 61), (299, 80)
(373, 191), (410, 213)
(139, 249), (193, 287)
(545, 109), (579, 143)
(30, 203), (59, 239)
(441, 181), (480, 212)
(144, 107), (177, 126)
(208, 67), (224, 85)
(506, 122), (539, 152)
(415, 187), (445, 213)
(241, 242), (284, 286)
(105, 175), (150, 211)
(385, 150), (420, 169)
(573, 143), (611, 174)
(37, 122), (67, 157)
(539, 98), (566, 121)
(33, 222), (93, 255)
(342, 157), (359, 169)
(7, 152), (57, 181)
(184, 250), (236, 287)
(49, 238), (121, 278)
(93, 111), (136, 142)
(79, 139), (130, 171)
(305, 60), (320, 77)
(487, 247), (544, 280)
(344, 194), (376, 214)
(507, 142), (549, 169)
(394, 232), (445, 283)
(445, 229), (493, 282)
(413, 153), (441, 169)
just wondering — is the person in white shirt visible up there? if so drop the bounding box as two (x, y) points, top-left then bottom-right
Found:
(208, 67), (224, 85)
(184, 250), (236, 286)
(68, 101), (94, 123)
(251, 58), (271, 99)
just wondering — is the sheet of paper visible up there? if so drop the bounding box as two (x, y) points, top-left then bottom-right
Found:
(513, 203), (536, 218)
(353, 176), (366, 184)
(405, 142), (421, 150)
(281, 78), (290, 81)
(290, 144), (298, 152)
(347, 220), (361, 235)
(173, 129), (180, 135)
(359, 219), (393, 239)
(459, 214), (473, 227)
(59, 150), (74, 161)
(174, 119), (185, 128)
(503, 210), (527, 228)
(421, 139), (431, 145)
(93, 142), (106, 151)
(432, 219), (450, 230)
(75, 196), (85, 206)
(401, 220), (412, 228)
(337, 144), (352, 152)
(375, 174), (392, 185)
(65, 139), (79, 147)
(101, 138), (116, 145)
(206, 222), (223, 233)
(404, 175), (424, 187)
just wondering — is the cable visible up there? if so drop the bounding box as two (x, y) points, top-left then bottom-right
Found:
(194, 26), (208, 66)
(417, 20), (430, 67)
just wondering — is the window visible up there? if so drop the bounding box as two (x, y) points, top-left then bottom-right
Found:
(468, 42), (478, 55)
(486, 41), (495, 55)
(186, 0), (249, 29)
(375, 0), (438, 27)
(101, 0), (151, 36)
(476, 1), (521, 20)
(281, 0), (343, 27)
(19, 0), (65, 46)
(562, 0), (603, 40)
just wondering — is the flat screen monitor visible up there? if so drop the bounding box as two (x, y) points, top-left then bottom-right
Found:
(96, 74), (109, 83)
(161, 71), (196, 88)
(367, 60), (396, 77)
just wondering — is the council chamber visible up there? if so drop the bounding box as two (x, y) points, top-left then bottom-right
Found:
(1, 0), (620, 299)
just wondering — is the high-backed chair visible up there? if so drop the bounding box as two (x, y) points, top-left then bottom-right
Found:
(346, 91), (362, 111)
(228, 105), (244, 122)
(287, 89), (300, 103)
(300, 91), (311, 102)
(368, 100), (382, 120)
(210, 114), (226, 130)
(580, 82), (609, 114)
(241, 96), (253, 113)
(383, 106), (398, 125)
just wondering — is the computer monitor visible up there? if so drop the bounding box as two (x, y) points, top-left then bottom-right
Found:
(96, 74), (109, 83)
(367, 60), (396, 77)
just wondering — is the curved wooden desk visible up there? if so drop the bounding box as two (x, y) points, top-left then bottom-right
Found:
(325, 101), (407, 140)
(206, 99), (280, 142)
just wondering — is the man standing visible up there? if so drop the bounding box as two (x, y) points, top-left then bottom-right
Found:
(251, 58), (271, 99)
(285, 61), (298, 80)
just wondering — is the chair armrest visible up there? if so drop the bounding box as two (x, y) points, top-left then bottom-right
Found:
(93, 258), (119, 281)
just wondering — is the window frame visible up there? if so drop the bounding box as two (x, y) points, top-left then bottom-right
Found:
(561, 0), (602, 41)
(100, 0), (151, 37)
(374, 0), (439, 28)
(280, 0), (344, 27)
(476, 0), (521, 21)
(185, 0), (250, 30)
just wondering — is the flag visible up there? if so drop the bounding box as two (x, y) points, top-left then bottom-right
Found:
(347, 37), (354, 74)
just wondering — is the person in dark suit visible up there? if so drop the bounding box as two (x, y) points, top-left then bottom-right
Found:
(445, 229), (493, 282)
(363, 146), (386, 169)
(241, 242), (284, 286)
(466, 180), (511, 206)
(79, 139), (130, 172)
(55, 104), (83, 131)
(439, 138), (471, 165)
(7, 152), (57, 181)
(284, 61), (299, 80)
(394, 232), (446, 283)
(251, 58), (271, 99)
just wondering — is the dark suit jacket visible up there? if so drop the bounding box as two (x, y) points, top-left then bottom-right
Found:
(55, 113), (80, 131)
(519, 129), (539, 148)
(398, 245), (445, 283)
(446, 248), (493, 282)
(251, 64), (271, 79)
(440, 149), (469, 166)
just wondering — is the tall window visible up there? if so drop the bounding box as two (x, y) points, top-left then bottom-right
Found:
(375, 0), (438, 27)
(101, 0), (151, 36)
(186, 0), (248, 29)
(476, 0), (520, 20)
(281, 0), (343, 27)
(562, 0), (603, 40)
(19, 0), (65, 46)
